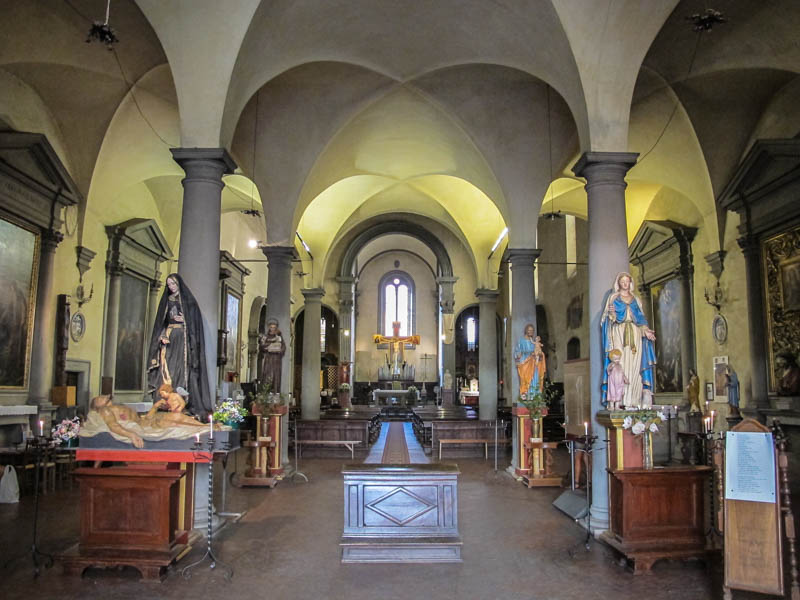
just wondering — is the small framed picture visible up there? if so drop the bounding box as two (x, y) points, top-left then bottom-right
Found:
(705, 382), (713, 401)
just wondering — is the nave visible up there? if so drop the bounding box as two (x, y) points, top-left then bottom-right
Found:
(0, 448), (751, 600)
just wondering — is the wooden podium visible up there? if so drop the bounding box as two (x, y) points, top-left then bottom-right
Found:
(61, 467), (188, 582)
(601, 465), (712, 573)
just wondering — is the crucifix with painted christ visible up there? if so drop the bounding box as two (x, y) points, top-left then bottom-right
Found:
(373, 321), (421, 377)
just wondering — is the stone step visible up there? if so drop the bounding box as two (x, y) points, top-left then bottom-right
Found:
(340, 536), (462, 563)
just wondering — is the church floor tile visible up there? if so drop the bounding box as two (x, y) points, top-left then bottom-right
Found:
(0, 454), (762, 600)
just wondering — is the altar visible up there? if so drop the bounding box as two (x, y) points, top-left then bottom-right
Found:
(373, 389), (414, 406)
(458, 391), (479, 406)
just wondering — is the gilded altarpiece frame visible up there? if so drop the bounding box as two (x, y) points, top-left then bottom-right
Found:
(763, 225), (800, 392)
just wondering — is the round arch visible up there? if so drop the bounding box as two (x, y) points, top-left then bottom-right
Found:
(339, 219), (453, 278)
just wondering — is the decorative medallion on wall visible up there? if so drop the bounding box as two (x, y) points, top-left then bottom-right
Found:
(764, 225), (800, 391)
(712, 314), (728, 344)
(70, 312), (86, 343)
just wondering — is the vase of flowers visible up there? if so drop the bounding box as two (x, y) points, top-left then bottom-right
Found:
(213, 399), (249, 428)
(621, 409), (665, 469)
(51, 417), (81, 446)
(519, 391), (548, 440)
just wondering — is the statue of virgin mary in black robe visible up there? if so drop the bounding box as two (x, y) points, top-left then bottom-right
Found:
(146, 273), (212, 418)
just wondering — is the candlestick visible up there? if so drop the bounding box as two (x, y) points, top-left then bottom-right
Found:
(39, 420), (43, 436)
(584, 422), (588, 436)
(209, 414), (213, 439)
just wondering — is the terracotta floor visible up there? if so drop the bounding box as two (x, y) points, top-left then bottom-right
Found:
(0, 444), (763, 600)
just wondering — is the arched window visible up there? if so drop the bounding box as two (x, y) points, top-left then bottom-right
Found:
(380, 271), (414, 336)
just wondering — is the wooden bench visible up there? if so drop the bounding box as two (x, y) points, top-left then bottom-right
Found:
(438, 438), (491, 460)
(297, 440), (362, 459)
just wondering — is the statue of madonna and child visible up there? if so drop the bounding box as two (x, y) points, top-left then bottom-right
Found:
(601, 272), (657, 410)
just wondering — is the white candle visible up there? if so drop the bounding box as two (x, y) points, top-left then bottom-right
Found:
(710, 410), (715, 430)
(673, 405), (678, 418)
(195, 433), (200, 444)
(584, 422), (588, 436)
(209, 414), (213, 439)
(39, 420), (43, 436)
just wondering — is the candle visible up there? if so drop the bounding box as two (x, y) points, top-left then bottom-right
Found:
(209, 414), (213, 439)
(673, 405), (678, 418)
(710, 410), (715, 430)
(584, 422), (588, 436)
(39, 420), (43, 436)
(195, 433), (200, 444)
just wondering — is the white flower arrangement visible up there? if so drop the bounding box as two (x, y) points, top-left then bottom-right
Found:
(51, 417), (81, 443)
(621, 409), (662, 436)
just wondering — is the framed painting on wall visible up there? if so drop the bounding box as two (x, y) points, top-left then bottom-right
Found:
(713, 355), (729, 402)
(0, 217), (39, 389)
(224, 290), (241, 379)
(115, 273), (148, 391)
(651, 278), (683, 393)
(779, 255), (800, 312)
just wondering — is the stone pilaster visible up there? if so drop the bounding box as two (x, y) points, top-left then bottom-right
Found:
(738, 235), (769, 409)
(28, 229), (63, 407)
(262, 246), (296, 395)
(301, 288), (325, 420)
(573, 151), (638, 534)
(676, 228), (698, 385)
(475, 288), (499, 421)
(171, 148), (236, 411)
(147, 280), (162, 355)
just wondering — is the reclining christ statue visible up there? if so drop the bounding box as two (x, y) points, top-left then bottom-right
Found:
(81, 394), (212, 448)
(373, 321), (421, 377)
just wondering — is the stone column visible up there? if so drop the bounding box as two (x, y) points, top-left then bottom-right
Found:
(738, 235), (769, 409)
(262, 246), (296, 395)
(28, 229), (63, 407)
(476, 288), (499, 420)
(337, 276), (355, 367)
(171, 148), (236, 411)
(573, 151), (638, 534)
(101, 265), (123, 384)
(437, 276), (458, 404)
(503, 249), (540, 472)
(301, 288), (325, 420)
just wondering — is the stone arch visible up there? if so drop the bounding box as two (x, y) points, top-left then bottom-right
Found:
(339, 220), (453, 279)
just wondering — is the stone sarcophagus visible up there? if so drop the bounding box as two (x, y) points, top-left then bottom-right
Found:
(340, 463), (462, 563)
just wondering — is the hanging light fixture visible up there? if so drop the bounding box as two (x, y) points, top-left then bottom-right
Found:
(540, 85), (563, 221)
(86, 0), (118, 49)
(240, 91), (263, 218)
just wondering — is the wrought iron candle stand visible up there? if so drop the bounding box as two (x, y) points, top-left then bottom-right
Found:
(3, 436), (54, 577)
(182, 438), (233, 582)
(568, 433), (599, 556)
(702, 431), (724, 547)
(772, 421), (800, 600)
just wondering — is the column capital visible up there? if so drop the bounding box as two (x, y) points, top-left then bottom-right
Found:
(301, 287), (325, 302)
(106, 263), (125, 277)
(572, 152), (639, 180)
(40, 229), (63, 253)
(170, 147), (237, 178)
(261, 244), (298, 267)
(475, 288), (499, 302)
(738, 234), (760, 257)
(435, 276), (459, 286)
(502, 248), (541, 266)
